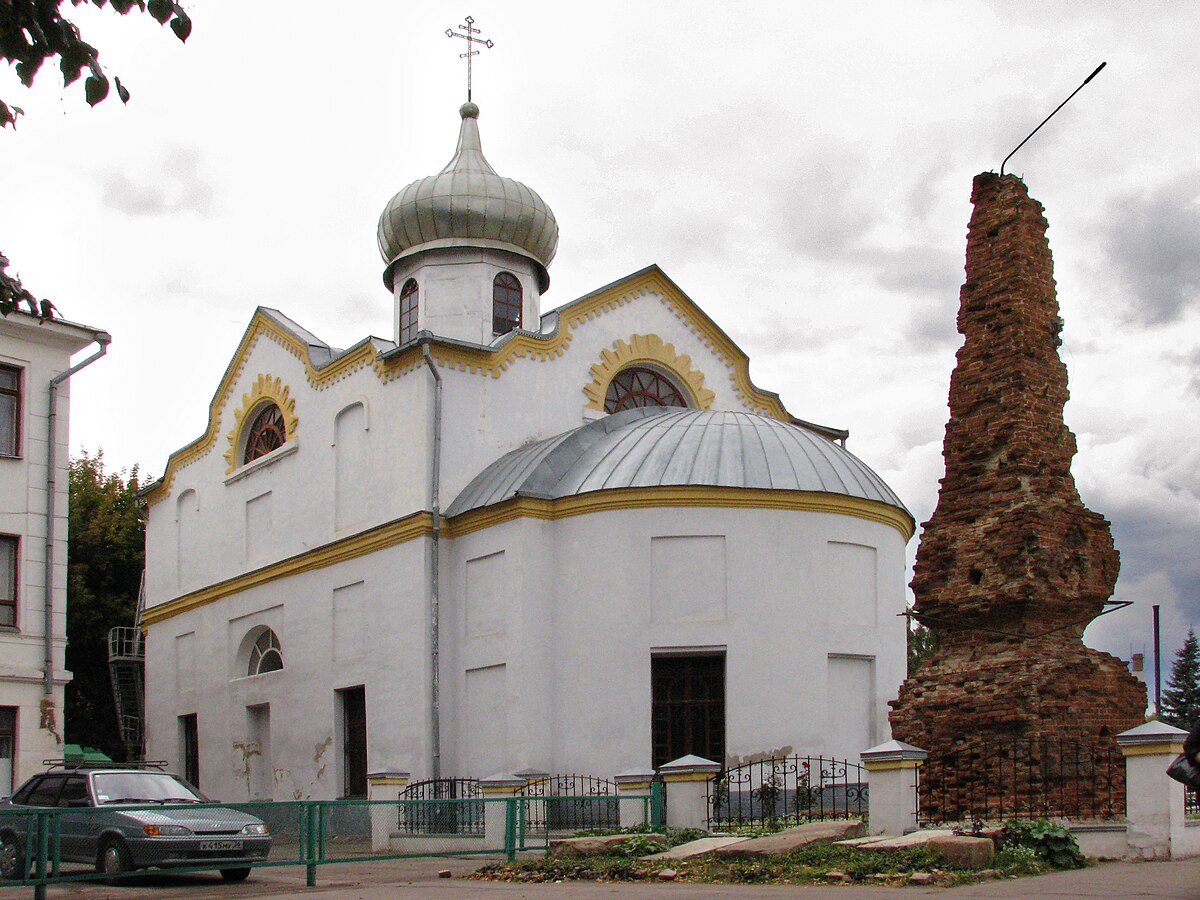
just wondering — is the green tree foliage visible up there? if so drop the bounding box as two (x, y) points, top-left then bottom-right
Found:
(65, 451), (145, 760)
(1161, 628), (1200, 730)
(907, 618), (939, 676)
(0, 0), (191, 315)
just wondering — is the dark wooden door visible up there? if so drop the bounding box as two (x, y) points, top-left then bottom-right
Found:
(342, 686), (368, 798)
(651, 654), (725, 769)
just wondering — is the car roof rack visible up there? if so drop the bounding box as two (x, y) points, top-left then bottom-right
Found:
(42, 758), (169, 771)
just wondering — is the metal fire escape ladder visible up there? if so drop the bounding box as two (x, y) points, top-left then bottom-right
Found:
(107, 570), (146, 756)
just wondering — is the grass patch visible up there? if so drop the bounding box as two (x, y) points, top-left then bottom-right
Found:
(473, 840), (1053, 886)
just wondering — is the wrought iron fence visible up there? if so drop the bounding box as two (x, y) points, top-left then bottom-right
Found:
(707, 755), (868, 830)
(400, 778), (483, 835)
(918, 736), (1124, 826)
(1186, 788), (1200, 818)
(517, 775), (621, 833)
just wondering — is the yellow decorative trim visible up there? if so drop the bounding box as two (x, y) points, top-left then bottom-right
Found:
(1120, 741), (1184, 758)
(615, 781), (653, 791)
(142, 486), (914, 625)
(863, 759), (923, 772)
(582, 333), (716, 411)
(450, 487), (916, 541)
(222, 374), (299, 473)
(480, 783), (523, 795)
(141, 512), (434, 625)
(148, 268), (798, 505)
(366, 776), (410, 786)
(660, 772), (717, 783)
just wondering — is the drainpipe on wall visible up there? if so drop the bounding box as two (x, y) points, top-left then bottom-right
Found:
(42, 333), (111, 738)
(421, 339), (443, 780)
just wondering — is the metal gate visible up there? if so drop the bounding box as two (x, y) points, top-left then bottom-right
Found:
(516, 775), (622, 849)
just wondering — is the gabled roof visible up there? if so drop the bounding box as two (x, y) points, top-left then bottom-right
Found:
(143, 265), (846, 504)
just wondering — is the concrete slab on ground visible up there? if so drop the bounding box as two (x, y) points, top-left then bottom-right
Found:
(839, 828), (957, 849)
(549, 833), (665, 857)
(642, 836), (748, 859)
(714, 819), (864, 857)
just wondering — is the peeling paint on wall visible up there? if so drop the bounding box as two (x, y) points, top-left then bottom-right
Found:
(725, 746), (793, 767)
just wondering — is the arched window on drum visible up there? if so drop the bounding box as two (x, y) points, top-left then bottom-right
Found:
(492, 272), (522, 334)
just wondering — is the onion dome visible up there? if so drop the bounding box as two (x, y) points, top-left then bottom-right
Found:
(447, 407), (912, 525)
(377, 103), (559, 292)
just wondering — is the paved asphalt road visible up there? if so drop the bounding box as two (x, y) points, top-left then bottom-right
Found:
(3, 854), (1200, 898)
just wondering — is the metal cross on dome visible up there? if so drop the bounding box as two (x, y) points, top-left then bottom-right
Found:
(446, 16), (494, 102)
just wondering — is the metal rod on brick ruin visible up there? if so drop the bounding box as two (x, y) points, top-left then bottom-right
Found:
(1000, 62), (1106, 175)
(1154, 604), (1162, 714)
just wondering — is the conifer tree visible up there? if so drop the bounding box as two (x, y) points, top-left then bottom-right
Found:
(1160, 628), (1200, 729)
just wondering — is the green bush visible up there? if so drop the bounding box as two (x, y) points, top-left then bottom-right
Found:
(992, 844), (1045, 875)
(1001, 819), (1085, 870)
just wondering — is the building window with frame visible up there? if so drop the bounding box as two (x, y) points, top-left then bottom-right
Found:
(0, 535), (16, 628)
(243, 404), (286, 465)
(247, 628), (283, 676)
(399, 278), (419, 344)
(604, 367), (689, 414)
(492, 272), (522, 334)
(0, 364), (20, 458)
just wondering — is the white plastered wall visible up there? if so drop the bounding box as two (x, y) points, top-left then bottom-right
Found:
(0, 317), (96, 788)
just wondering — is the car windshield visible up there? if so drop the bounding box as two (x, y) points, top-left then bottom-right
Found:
(91, 773), (205, 805)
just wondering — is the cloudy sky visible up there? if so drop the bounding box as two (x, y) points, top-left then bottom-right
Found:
(2, 2), (1197, 688)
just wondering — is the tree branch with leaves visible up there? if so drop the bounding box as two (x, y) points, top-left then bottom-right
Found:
(0, 0), (191, 316)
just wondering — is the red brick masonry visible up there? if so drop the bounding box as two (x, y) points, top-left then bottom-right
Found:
(890, 174), (1144, 812)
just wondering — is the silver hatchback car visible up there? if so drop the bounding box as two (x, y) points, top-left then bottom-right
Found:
(0, 766), (271, 882)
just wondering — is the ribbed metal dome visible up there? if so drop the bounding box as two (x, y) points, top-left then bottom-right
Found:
(377, 103), (559, 292)
(447, 407), (910, 518)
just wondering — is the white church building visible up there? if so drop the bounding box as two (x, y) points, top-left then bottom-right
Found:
(141, 102), (914, 802)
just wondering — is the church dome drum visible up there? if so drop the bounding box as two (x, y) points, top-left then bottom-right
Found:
(377, 103), (560, 292)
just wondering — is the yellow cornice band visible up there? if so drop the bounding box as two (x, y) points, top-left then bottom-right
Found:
(659, 772), (717, 783)
(142, 487), (911, 626)
(142, 512), (433, 625)
(863, 759), (923, 772)
(450, 487), (915, 541)
(146, 267), (795, 505)
(1120, 741), (1185, 758)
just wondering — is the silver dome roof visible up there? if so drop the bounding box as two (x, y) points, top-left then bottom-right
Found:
(447, 407), (910, 519)
(377, 103), (559, 292)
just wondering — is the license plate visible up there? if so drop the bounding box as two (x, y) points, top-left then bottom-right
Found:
(198, 840), (243, 851)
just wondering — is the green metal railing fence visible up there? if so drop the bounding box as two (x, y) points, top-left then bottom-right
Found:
(1, 790), (660, 897)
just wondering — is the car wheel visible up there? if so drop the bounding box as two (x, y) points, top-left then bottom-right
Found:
(97, 838), (133, 885)
(0, 832), (26, 881)
(220, 867), (251, 882)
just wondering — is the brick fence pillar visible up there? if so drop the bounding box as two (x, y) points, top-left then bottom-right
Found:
(366, 771), (409, 852)
(658, 754), (721, 831)
(1117, 721), (1188, 859)
(480, 773), (525, 857)
(615, 768), (656, 829)
(861, 741), (926, 836)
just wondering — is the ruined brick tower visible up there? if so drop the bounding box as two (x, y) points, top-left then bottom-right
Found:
(889, 173), (1145, 760)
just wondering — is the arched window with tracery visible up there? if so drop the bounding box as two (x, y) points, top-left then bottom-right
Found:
(247, 628), (283, 676)
(492, 272), (522, 334)
(399, 278), (419, 344)
(243, 404), (286, 464)
(604, 367), (689, 413)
